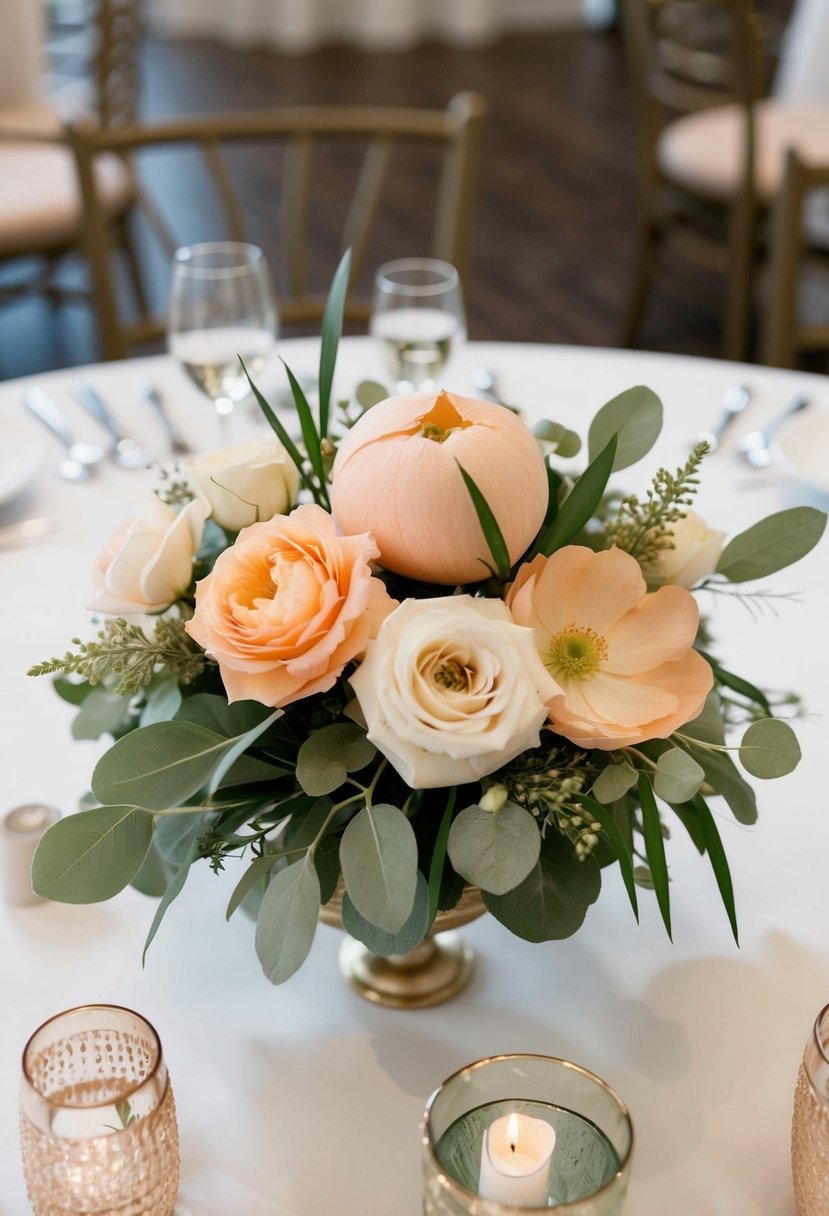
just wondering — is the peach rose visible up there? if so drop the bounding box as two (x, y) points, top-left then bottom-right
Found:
(507, 545), (713, 750)
(88, 495), (209, 616)
(185, 503), (395, 708)
(330, 389), (549, 585)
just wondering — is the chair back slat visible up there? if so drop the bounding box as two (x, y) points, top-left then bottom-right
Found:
(342, 137), (393, 283)
(200, 138), (250, 244)
(280, 135), (314, 301)
(91, 0), (143, 129)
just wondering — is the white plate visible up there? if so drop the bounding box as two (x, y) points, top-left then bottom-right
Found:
(773, 404), (829, 503)
(0, 412), (48, 507)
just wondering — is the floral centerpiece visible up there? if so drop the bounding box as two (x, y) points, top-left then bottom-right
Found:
(31, 255), (826, 985)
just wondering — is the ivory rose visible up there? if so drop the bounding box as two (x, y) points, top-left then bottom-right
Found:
(330, 389), (549, 585)
(349, 595), (560, 789)
(185, 503), (395, 708)
(88, 495), (209, 616)
(642, 509), (726, 589)
(507, 545), (713, 750)
(184, 436), (298, 533)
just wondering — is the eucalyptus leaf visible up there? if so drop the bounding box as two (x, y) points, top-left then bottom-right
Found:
(587, 386), (663, 472)
(638, 774), (672, 940)
(32, 807), (153, 903)
(71, 686), (132, 741)
(142, 847), (196, 963)
(314, 834), (341, 905)
(53, 676), (94, 707)
(428, 788), (457, 925)
(484, 829), (601, 941)
(653, 749), (705, 804)
(139, 675), (182, 727)
(153, 811), (210, 867)
(739, 718), (801, 778)
(532, 420), (582, 458)
(340, 803), (418, 933)
(447, 802), (541, 895)
(175, 695), (275, 737)
(341, 872), (430, 957)
(537, 434), (617, 555)
(633, 865), (655, 889)
(355, 380), (388, 409)
(207, 709), (282, 794)
(688, 744), (757, 825)
(716, 507), (826, 582)
(296, 724), (376, 796)
(591, 761), (638, 805)
(130, 839), (175, 897)
(255, 858), (321, 984)
(226, 852), (289, 921)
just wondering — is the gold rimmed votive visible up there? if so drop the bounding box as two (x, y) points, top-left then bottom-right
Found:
(792, 1000), (829, 1215)
(19, 1004), (180, 1215)
(421, 1054), (633, 1215)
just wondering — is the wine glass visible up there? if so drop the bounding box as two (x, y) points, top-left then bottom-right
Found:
(369, 257), (467, 392)
(167, 242), (278, 433)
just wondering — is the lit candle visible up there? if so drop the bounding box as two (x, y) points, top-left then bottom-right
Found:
(479, 1111), (556, 1206)
(1, 804), (60, 905)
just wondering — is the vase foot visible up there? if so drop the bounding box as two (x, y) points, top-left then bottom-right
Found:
(337, 931), (474, 1008)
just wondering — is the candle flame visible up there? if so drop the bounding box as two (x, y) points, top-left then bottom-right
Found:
(506, 1112), (520, 1153)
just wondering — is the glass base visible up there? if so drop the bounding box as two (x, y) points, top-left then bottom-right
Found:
(338, 930), (474, 1008)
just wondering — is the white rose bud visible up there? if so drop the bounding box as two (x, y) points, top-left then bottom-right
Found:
(185, 437), (299, 532)
(349, 595), (561, 790)
(88, 495), (210, 616)
(643, 509), (726, 590)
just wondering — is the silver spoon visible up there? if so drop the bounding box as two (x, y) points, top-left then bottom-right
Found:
(471, 367), (521, 414)
(695, 383), (752, 452)
(133, 379), (192, 456)
(70, 380), (156, 470)
(21, 387), (104, 482)
(737, 395), (810, 468)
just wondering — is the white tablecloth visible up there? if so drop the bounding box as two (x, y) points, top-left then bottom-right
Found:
(1, 338), (828, 1216)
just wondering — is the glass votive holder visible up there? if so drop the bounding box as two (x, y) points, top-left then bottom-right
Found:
(19, 1004), (180, 1216)
(792, 1001), (829, 1215)
(1, 803), (60, 905)
(421, 1054), (633, 1216)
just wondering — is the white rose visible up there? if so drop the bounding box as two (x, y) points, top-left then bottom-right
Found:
(643, 510), (726, 589)
(88, 495), (210, 615)
(349, 595), (561, 789)
(185, 437), (298, 532)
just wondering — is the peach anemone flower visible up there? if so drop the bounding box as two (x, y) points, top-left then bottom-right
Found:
(330, 389), (549, 585)
(507, 545), (713, 750)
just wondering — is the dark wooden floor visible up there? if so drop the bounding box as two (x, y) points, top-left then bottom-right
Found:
(0, 26), (793, 380)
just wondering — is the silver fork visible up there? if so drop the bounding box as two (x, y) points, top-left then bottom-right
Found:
(70, 380), (156, 470)
(695, 384), (752, 452)
(737, 395), (810, 468)
(134, 379), (192, 456)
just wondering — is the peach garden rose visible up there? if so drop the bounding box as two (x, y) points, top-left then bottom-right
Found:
(185, 503), (395, 708)
(507, 544), (713, 749)
(330, 389), (549, 585)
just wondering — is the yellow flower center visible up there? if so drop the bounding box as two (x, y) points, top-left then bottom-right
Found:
(433, 659), (470, 691)
(547, 622), (608, 680)
(418, 390), (473, 443)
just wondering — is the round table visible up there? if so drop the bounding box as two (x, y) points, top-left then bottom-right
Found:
(1, 338), (827, 1215)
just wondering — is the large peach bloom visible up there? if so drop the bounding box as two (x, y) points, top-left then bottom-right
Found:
(507, 545), (713, 749)
(185, 504), (395, 708)
(330, 389), (548, 585)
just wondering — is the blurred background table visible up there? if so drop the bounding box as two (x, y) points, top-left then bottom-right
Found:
(1, 337), (827, 1215)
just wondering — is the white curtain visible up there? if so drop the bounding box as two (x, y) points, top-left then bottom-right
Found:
(148, 0), (582, 52)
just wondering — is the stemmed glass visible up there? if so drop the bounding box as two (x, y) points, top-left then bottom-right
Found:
(167, 241), (278, 434)
(370, 257), (467, 392)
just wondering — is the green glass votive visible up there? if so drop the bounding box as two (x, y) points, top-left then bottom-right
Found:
(421, 1055), (633, 1216)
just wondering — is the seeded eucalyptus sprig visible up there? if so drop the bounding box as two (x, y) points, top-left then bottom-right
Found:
(28, 616), (206, 696)
(604, 441), (709, 565)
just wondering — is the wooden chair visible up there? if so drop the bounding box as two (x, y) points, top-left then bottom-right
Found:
(762, 150), (829, 368)
(621, 0), (829, 361)
(67, 93), (487, 361)
(0, 0), (144, 312)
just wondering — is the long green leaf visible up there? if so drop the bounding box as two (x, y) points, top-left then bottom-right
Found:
(319, 248), (352, 439)
(457, 462), (511, 579)
(226, 851), (295, 921)
(537, 434), (617, 556)
(142, 846), (196, 963)
(637, 773), (672, 940)
(280, 358), (329, 508)
(240, 358), (318, 502)
(574, 791), (638, 922)
(716, 506), (826, 582)
(690, 793), (739, 944)
(428, 788), (456, 926)
(207, 709), (282, 795)
(698, 651), (772, 715)
(32, 807), (153, 903)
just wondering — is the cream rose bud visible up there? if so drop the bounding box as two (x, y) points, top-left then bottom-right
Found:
(184, 437), (299, 532)
(349, 595), (561, 790)
(643, 509), (726, 590)
(88, 495), (210, 616)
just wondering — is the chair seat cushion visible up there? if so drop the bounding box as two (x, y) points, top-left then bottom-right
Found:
(0, 140), (135, 257)
(657, 101), (829, 202)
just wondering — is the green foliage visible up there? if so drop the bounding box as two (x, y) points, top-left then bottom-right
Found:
(653, 749), (705, 804)
(428, 788), (457, 926)
(739, 718), (801, 778)
(143, 849), (196, 963)
(637, 774), (672, 940)
(573, 791), (638, 922)
(296, 724), (376, 796)
(255, 858), (321, 984)
(688, 793), (739, 944)
(319, 249), (352, 439)
(32, 807), (153, 903)
(533, 419), (582, 458)
(591, 760), (637, 804)
(457, 461), (511, 580)
(29, 616), (205, 698)
(447, 801), (541, 895)
(340, 803), (418, 934)
(587, 386), (663, 472)
(536, 434), (618, 556)
(604, 442), (708, 565)
(717, 507), (826, 582)
(342, 872), (431, 957)
(355, 380), (388, 409)
(484, 827), (601, 942)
